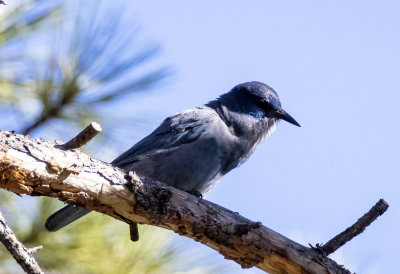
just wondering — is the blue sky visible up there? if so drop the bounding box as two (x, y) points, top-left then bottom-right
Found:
(114, 1), (400, 273)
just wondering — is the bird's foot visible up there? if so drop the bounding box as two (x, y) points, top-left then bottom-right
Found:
(188, 190), (203, 199)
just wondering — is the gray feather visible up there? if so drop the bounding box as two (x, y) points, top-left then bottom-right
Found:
(111, 109), (214, 168)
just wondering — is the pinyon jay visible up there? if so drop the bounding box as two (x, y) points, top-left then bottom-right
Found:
(45, 81), (300, 241)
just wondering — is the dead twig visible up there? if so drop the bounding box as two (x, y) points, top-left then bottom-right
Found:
(312, 199), (389, 256)
(56, 122), (102, 150)
(0, 210), (43, 274)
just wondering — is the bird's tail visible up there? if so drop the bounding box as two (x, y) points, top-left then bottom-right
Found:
(45, 205), (91, 232)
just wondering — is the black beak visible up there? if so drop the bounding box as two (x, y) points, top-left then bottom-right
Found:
(275, 108), (301, 127)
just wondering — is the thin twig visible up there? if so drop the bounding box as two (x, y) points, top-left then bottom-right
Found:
(28, 246), (43, 255)
(0, 210), (44, 274)
(319, 199), (389, 256)
(56, 122), (102, 150)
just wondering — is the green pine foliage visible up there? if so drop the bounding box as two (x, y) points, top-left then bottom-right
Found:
(0, 1), (224, 273)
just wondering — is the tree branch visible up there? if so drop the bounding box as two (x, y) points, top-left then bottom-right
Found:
(318, 199), (389, 256)
(0, 210), (43, 274)
(0, 130), (384, 273)
(55, 122), (102, 150)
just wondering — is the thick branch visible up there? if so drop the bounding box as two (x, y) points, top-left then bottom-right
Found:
(0, 130), (353, 273)
(0, 210), (43, 274)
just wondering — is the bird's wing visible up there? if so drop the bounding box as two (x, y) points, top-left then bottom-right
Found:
(111, 107), (217, 168)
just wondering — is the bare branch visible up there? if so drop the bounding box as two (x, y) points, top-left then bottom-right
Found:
(0, 210), (43, 274)
(319, 199), (389, 256)
(0, 130), (374, 273)
(28, 246), (43, 255)
(56, 122), (102, 150)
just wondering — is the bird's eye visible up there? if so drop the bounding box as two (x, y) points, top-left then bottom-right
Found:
(264, 102), (274, 111)
(255, 100), (273, 112)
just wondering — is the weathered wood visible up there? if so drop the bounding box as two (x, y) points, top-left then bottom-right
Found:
(0, 210), (43, 274)
(0, 130), (351, 273)
(320, 199), (389, 256)
(56, 122), (102, 150)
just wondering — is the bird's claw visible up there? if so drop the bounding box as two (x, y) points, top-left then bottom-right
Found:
(188, 190), (203, 199)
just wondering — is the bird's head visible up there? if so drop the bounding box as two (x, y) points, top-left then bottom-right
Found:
(229, 81), (301, 127)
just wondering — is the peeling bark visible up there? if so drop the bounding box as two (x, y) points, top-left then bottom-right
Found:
(0, 130), (352, 273)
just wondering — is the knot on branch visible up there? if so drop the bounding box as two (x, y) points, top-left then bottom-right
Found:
(127, 173), (175, 225)
(154, 188), (173, 214)
(234, 221), (262, 237)
(204, 225), (231, 246)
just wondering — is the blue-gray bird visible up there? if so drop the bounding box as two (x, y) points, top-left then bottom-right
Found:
(45, 81), (300, 240)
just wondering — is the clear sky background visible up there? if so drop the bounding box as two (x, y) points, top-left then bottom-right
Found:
(103, 1), (400, 273)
